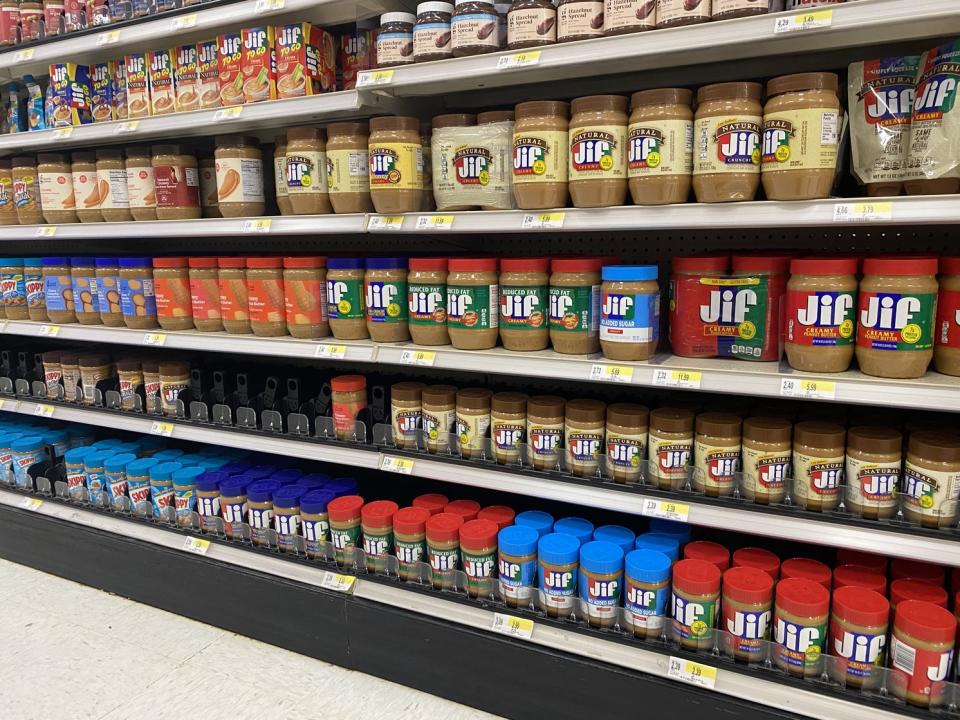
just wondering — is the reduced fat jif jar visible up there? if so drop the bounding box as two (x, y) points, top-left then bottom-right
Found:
(549, 257), (602, 355)
(499, 257), (549, 351)
(447, 258), (499, 350)
(409, 257), (449, 346)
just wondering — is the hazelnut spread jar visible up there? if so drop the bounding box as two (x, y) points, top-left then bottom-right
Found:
(285, 128), (331, 215)
(565, 399), (605, 478)
(549, 257), (602, 355)
(649, 408), (694, 490)
(414, 2), (454, 62)
(491, 391), (526, 465)
(856, 257), (938, 380)
(785, 257), (858, 373)
(327, 258), (367, 340)
(792, 421), (845, 511)
(557, 0), (603, 42)
(600, 265), (659, 361)
(628, 88), (693, 205)
(605, 0), (656, 35)
(447, 258), (499, 350)
(499, 257), (548, 351)
(125, 146), (157, 221)
(693, 82), (763, 203)
(936, 257), (960, 376)
(152, 145), (200, 220)
(845, 426), (902, 520)
(96, 149), (132, 222)
(761, 73), (840, 201)
(693, 412), (741, 496)
(12, 157), (43, 225)
(507, 0), (556, 49)
(368, 116), (425, 214)
(512, 101), (569, 210)
(409, 257), (449, 345)
(38, 153), (77, 224)
(657, 0), (711, 28)
(605, 403), (648, 483)
(365, 257), (409, 342)
(902, 431), (960, 528)
(451, 0), (500, 57)
(568, 95), (628, 208)
(216, 136), (265, 218)
(527, 395), (565, 470)
(327, 123), (373, 214)
(713, 0), (769, 18)
(283, 256), (328, 339)
(377, 13), (416, 68)
(456, 388), (493, 459)
(742, 416), (792, 505)
(72, 152), (102, 223)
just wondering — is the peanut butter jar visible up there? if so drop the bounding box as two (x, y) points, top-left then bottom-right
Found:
(605, 403), (648, 483)
(218, 257), (251, 335)
(447, 258), (499, 350)
(409, 257), (449, 346)
(742, 416), (792, 505)
(368, 116), (424, 214)
(215, 136), (265, 218)
(273, 134), (291, 216)
(456, 387), (493, 459)
(95, 258), (122, 326)
(628, 88), (693, 205)
(693, 82), (763, 203)
(189, 257), (222, 332)
(285, 127), (332, 215)
(70, 257), (100, 325)
(649, 407), (694, 490)
(0, 159), (15, 225)
(693, 411), (741, 497)
(246, 257), (287, 337)
(491, 391), (527, 465)
(125, 145), (157, 221)
(792, 421), (844, 511)
(12, 156), (43, 225)
(512, 101), (569, 210)
(365, 257), (409, 342)
(38, 153), (77, 224)
(72, 151), (102, 223)
(327, 122), (373, 214)
(199, 157), (220, 219)
(283, 256), (328, 339)
(326, 257), (367, 340)
(568, 95), (628, 208)
(845, 425), (902, 520)
(96, 149), (132, 222)
(565, 399), (605, 478)
(392, 381), (426, 449)
(527, 394), (564, 470)
(499, 257), (548, 351)
(902, 431), (960, 529)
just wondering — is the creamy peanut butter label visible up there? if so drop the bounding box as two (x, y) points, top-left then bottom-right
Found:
(605, 0), (656, 31)
(508, 7), (556, 44)
(328, 149), (369, 194)
(694, 441), (740, 491)
(792, 451), (843, 504)
(217, 157), (264, 202)
(569, 125), (627, 180)
(650, 434), (691, 481)
(761, 108), (839, 172)
(628, 119), (693, 178)
(902, 461), (960, 517)
(742, 446), (790, 499)
(557, 0), (603, 39)
(456, 412), (491, 453)
(38, 171), (74, 211)
(694, 115), (762, 176)
(73, 170), (99, 210)
(513, 131), (568, 184)
(607, 429), (647, 478)
(657, 0), (710, 24)
(370, 143), (422, 191)
(285, 151), (328, 195)
(126, 164), (156, 208)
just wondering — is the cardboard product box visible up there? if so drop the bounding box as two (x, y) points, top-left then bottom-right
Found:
(173, 44), (199, 112)
(48, 63), (93, 126)
(148, 48), (175, 116)
(197, 39), (219, 109)
(124, 53), (150, 118)
(113, 60), (128, 120)
(217, 32), (243, 107)
(90, 62), (114, 123)
(275, 22), (336, 99)
(240, 25), (277, 103)
(339, 29), (375, 90)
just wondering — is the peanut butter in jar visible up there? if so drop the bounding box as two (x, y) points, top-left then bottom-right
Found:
(368, 116), (425, 214)
(512, 101), (569, 210)
(693, 82), (763, 203)
(491, 392), (527, 465)
(285, 127), (332, 215)
(408, 257), (449, 346)
(845, 425), (901, 520)
(792, 421), (845, 511)
(628, 88), (693, 205)
(693, 411), (741, 497)
(568, 95), (628, 208)
(327, 122), (373, 214)
(741, 416), (792, 505)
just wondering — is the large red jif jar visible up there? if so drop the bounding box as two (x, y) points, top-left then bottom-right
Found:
(888, 599), (955, 708)
(828, 585), (889, 689)
(668, 255), (729, 358)
(731, 255), (790, 362)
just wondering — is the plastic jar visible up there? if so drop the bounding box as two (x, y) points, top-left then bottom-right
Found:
(326, 122), (373, 214)
(284, 128), (330, 216)
(733, 547), (780, 580)
(889, 600), (955, 707)
(649, 407), (694, 490)
(151, 145), (200, 220)
(116, 358), (142, 411)
(834, 564), (887, 594)
(780, 557), (832, 589)
(414, 1), (454, 61)
(792, 421), (844, 512)
(902, 431), (960, 528)
(856, 257), (938, 379)
(125, 145), (156, 221)
(693, 411), (741, 496)
(761, 73), (840, 201)
(526, 395), (564, 470)
(714, 0), (771, 17)
(172, 466), (203, 528)
(891, 558), (944, 585)
(890, 580), (948, 610)
(446, 258), (499, 350)
(62, 445), (92, 498)
(192, 472), (223, 534)
(0, 159), (13, 226)
(119, 258), (158, 329)
(491, 391), (526, 465)
(413, 493), (449, 515)
(70, 258), (99, 325)
(24, 258), (46, 321)
(497, 257), (548, 350)
(426, 512), (464, 589)
(456, 387), (492, 459)
(693, 82), (763, 203)
(460, 519), (498, 597)
(82, 449), (116, 504)
(773, 577), (830, 677)
(599, 265), (659, 360)
(423, 384), (457, 454)
(246, 480), (281, 546)
(684, 541), (730, 573)
(408, 257), (449, 345)
(365, 257), (409, 342)
(394, 505), (431, 580)
(936, 257), (960, 375)
(605, 403), (648, 483)
(42, 350), (61, 396)
(741, 416), (792, 505)
(829, 586), (889, 689)
(60, 352), (80, 401)
(0, 0), (17, 47)
(568, 95), (628, 208)
(556, 0), (602, 41)
(628, 88), (693, 205)
(153, 257), (193, 331)
(272, 135), (290, 217)
(103, 453), (136, 509)
(19, 0), (41, 40)
(362, 500), (399, 573)
(784, 257), (858, 373)
(42, 257), (76, 324)
(377, 12), (416, 68)
(12, 156), (43, 225)
(149, 461), (183, 518)
(451, 0), (499, 56)
(301, 490), (335, 559)
(246, 257), (286, 338)
(391, 381), (425, 449)
(202, 157), (219, 215)
(578, 541), (623, 628)
(564, 399), (605, 478)
(218, 257), (251, 335)
(729, 254), (792, 362)
(38, 153), (77, 224)
(657, 0), (710, 27)
(215, 136), (265, 218)
(549, 257), (602, 355)
(188, 257), (222, 332)
(327, 258), (367, 340)
(368, 116), (424, 214)
(0, 258), (24, 320)
(537, 532), (579, 617)
(429, 113), (478, 211)
(721, 565), (774, 662)
(159, 361), (190, 417)
(512, 101), (569, 210)
(218, 476), (249, 541)
(507, 0), (555, 49)
(96, 149), (132, 222)
(331, 375), (367, 441)
(478, 505), (516, 529)
(553, 516), (593, 545)
(11, 435), (43, 490)
(623, 548), (671, 638)
(671, 558), (721, 650)
(272, 486), (306, 551)
(497, 524), (538, 607)
(282, 256), (328, 338)
(72, 151), (102, 223)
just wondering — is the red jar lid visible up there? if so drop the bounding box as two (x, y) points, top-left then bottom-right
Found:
(361, 500), (399, 526)
(723, 565), (774, 604)
(941, 257), (960, 275)
(448, 258), (497, 272)
(327, 495), (365, 523)
(459, 518), (499, 551)
(894, 599), (956, 644)
(444, 499), (480, 522)
(409, 257), (448, 271)
(331, 375), (366, 393)
(780, 558), (832, 589)
(775, 577), (830, 618)
(672, 558), (721, 596)
(863, 256), (938, 276)
(732, 255), (791, 274)
(412, 493), (449, 515)
(790, 257), (859, 276)
(153, 256), (188, 268)
(247, 257), (283, 268)
(477, 504), (515, 530)
(891, 558), (944, 586)
(732, 547), (780, 580)
(890, 579), (948, 608)
(832, 586), (889, 628)
(551, 257), (604, 273)
(394, 506), (431, 535)
(501, 257), (549, 273)
(833, 564), (887, 594)
(836, 548), (887, 573)
(426, 512), (464, 543)
(218, 257), (246, 268)
(683, 540), (730, 571)
(283, 256), (326, 269)
(189, 257), (219, 269)
(672, 255), (728, 273)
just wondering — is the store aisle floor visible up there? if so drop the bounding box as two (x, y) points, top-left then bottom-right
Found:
(0, 559), (503, 720)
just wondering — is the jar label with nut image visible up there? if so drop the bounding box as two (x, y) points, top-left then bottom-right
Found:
(606, 0), (656, 31)
(694, 115), (762, 176)
(786, 289), (856, 347)
(72, 275), (98, 316)
(26, 271), (43, 310)
(1, 272), (24, 309)
(447, 284), (498, 331)
(743, 447), (791, 495)
(285, 152), (328, 194)
(97, 274), (119, 315)
(792, 452), (843, 504)
(366, 280), (409, 323)
(327, 277), (365, 320)
(500, 285), (546, 332)
(695, 442), (741, 491)
(414, 23), (452, 57)
(527, 422), (563, 464)
(672, 594), (716, 642)
(285, 278), (327, 325)
(247, 276), (285, 324)
(100, 169), (130, 209)
(451, 11), (500, 51)
(73, 170), (99, 210)
(456, 412), (491, 453)
(154, 165), (200, 209)
(327, 149), (369, 194)
(217, 158), (265, 203)
(377, 32), (415, 66)
(191, 276), (222, 321)
(44, 273), (73, 312)
(120, 277), (157, 318)
(628, 120), (694, 177)
(409, 283), (446, 326)
(219, 277), (249, 324)
(155, 276), (192, 320)
(607, 431), (646, 474)
(650, 436), (692, 480)
(569, 126), (627, 179)
(333, 397), (367, 437)
(857, 292), (935, 352)
(762, 109), (839, 171)
(845, 457), (899, 509)
(508, 8), (556, 44)
(557, 1), (603, 38)
(127, 165), (156, 208)
(513, 132), (568, 184)
(369, 144), (422, 190)
(600, 290), (659, 344)
(39, 171), (75, 211)
(549, 285), (600, 334)
(902, 463), (960, 517)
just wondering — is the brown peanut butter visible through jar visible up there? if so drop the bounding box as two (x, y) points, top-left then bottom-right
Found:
(125, 145), (157, 221)
(409, 257), (449, 346)
(152, 144), (200, 220)
(694, 411), (741, 497)
(569, 95), (628, 209)
(657, 0), (710, 27)
(285, 127), (332, 216)
(605, 402), (648, 483)
(71, 258), (100, 325)
(218, 257), (251, 335)
(369, 116), (424, 214)
(72, 151), (102, 223)
(513, 100), (569, 210)
(96, 149), (133, 222)
(565, 398), (605, 478)
(0, 158), (15, 226)
(902, 431), (960, 529)
(12, 156), (43, 225)
(792, 421), (844, 512)
(628, 88), (693, 205)
(189, 257), (222, 332)
(274, 134), (291, 216)
(246, 257), (286, 337)
(845, 425), (901, 520)
(491, 391), (526, 465)
(365, 257), (409, 342)
(215, 135), (265, 218)
(499, 257), (548, 351)
(199, 157), (220, 219)
(327, 258), (367, 340)
(742, 416), (792, 505)
(713, 0), (768, 19)
(327, 122), (373, 214)
(549, 257), (602, 355)
(447, 257), (499, 350)
(38, 152), (77, 224)
(649, 407), (694, 490)
(283, 256), (328, 339)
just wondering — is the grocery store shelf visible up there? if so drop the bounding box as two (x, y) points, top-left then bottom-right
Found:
(365, 0), (960, 98)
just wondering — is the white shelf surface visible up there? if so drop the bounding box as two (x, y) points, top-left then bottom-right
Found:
(0, 398), (955, 568)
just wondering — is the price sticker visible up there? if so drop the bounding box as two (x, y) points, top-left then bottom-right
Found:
(667, 657), (717, 689)
(400, 350), (436, 367)
(414, 215), (454, 231)
(773, 9), (832, 34)
(315, 344), (347, 359)
(143, 332), (167, 346)
(254, 0), (284, 11)
(590, 364), (634, 384)
(39, 324), (60, 336)
(13, 49), (34, 62)
(521, 212), (565, 230)
(832, 201), (893, 223)
(780, 377), (837, 400)
(172, 12), (198, 29)
(496, 50), (541, 70)
(115, 120), (140, 134)
(212, 106), (243, 122)
(150, 421), (175, 437)
(52, 127), (73, 139)
(380, 455), (415, 474)
(96, 30), (121, 45)
(33, 404), (55, 418)
(242, 218), (272, 233)
(367, 215), (404, 231)
(641, 498), (689, 523)
(0, 399), (5, 409)
(653, 369), (702, 389)
(321, 571), (357, 593)
(35, 226), (57, 237)
(182, 536), (210, 555)
(19, 496), (43, 511)
(491, 613), (535, 639)
(356, 69), (394, 87)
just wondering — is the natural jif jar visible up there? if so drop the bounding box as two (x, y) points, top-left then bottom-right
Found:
(628, 88), (693, 205)
(284, 128), (331, 215)
(326, 122), (373, 214)
(153, 257), (193, 331)
(649, 408), (694, 490)
(722, 565), (774, 663)
(189, 257), (222, 332)
(38, 153), (77, 224)
(42, 257), (75, 323)
(246, 257), (286, 338)
(549, 257), (602, 355)
(773, 577), (830, 678)
(152, 144), (200, 220)
(327, 258), (367, 340)
(845, 426), (901, 520)
(792, 421), (845, 512)
(368, 116), (424, 214)
(96, 149), (132, 222)
(408, 257), (449, 346)
(693, 412), (741, 497)
(507, 0), (556, 49)
(456, 388), (492, 460)
(78, 354), (112, 406)
(451, 0), (500, 57)
(693, 82), (763, 203)
(512, 101), (569, 210)
(365, 257), (409, 342)
(785, 257), (858, 373)
(447, 258), (499, 350)
(12, 156), (43, 225)
(490, 391), (526, 465)
(159, 361), (191, 417)
(218, 257), (251, 334)
(125, 145), (157, 221)
(568, 95), (628, 208)
(829, 586), (889, 689)
(890, 600), (956, 708)
(936, 257), (960, 376)
(671, 558), (722, 650)
(215, 136), (265, 218)
(599, 265), (659, 360)
(283, 256), (328, 339)
(657, 0), (710, 27)
(526, 395), (564, 470)
(423, 384), (457, 454)
(119, 257), (158, 329)
(902, 431), (960, 528)
(565, 399), (605, 478)
(742, 416), (792, 505)
(605, 403), (648, 483)
(856, 257), (938, 379)
(0, 158), (15, 226)
(431, 113), (478, 211)
(70, 257), (99, 325)
(391, 381), (426, 449)
(499, 257), (548, 351)
(72, 152), (102, 223)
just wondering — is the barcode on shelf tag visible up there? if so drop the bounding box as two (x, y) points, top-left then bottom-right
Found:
(19, 496), (42, 511)
(182, 536), (210, 555)
(242, 218), (272, 233)
(367, 215), (404, 230)
(496, 50), (541, 70)
(13, 49), (33, 62)
(115, 120), (140, 134)
(653, 369), (702, 389)
(667, 656), (717, 689)
(400, 350), (436, 367)
(39, 324), (60, 336)
(590, 364), (633, 383)
(321, 571), (356, 593)
(33, 404), (54, 418)
(172, 12), (198, 29)
(833, 201), (893, 223)
(380, 455), (415, 474)
(143, 332), (166, 346)
(35, 226), (57, 237)
(150, 421), (175, 437)
(414, 215), (454, 230)
(212, 106), (243, 122)
(52, 127), (73, 139)
(521, 212), (565, 230)
(773, 9), (832, 34)
(642, 498), (689, 523)
(491, 613), (534, 639)
(96, 30), (121, 45)
(315, 344), (347, 359)
(780, 377), (837, 400)
(356, 69), (394, 87)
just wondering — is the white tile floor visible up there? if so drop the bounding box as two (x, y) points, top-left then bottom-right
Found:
(0, 558), (503, 720)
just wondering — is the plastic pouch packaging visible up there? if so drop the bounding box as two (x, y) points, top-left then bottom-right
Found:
(24, 76), (46, 131)
(905, 41), (960, 195)
(6, 84), (21, 133)
(432, 121), (515, 211)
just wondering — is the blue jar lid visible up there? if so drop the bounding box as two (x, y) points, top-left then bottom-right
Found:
(172, 466), (204, 486)
(273, 485), (307, 508)
(553, 516), (594, 545)
(92, 439), (124, 448)
(118, 257), (152, 268)
(297, 473), (330, 489)
(0, 258), (22, 264)
(326, 477), (358, 496)
(625, 549), (672, 584)
(218, 476), (251, 496)
(301, 489), (336, 514)
(244, 465), (276, 480)
(95, 257), (118, 267)
(365, 257), (407, 270)
(579, 540), (624, 575)
(83, 449), (115, 467)
(197, 470), (228, 492)
(40, 429), (68, 444)
(272, 468), (303, 485)
(514, 510), (554, 537)
(0, 432), (25, 448)
(647, 518), (692, 543)
(11, 435), (42, 452)
(149, 461), (183, 482)
(538, 532), (580, 566)
(196, 457), (228, 469)
(593, 525), (636, 555)
(42, 257), (69, 266)
(247, 479), (281, 503)
(220, 462), (251, 474)
(104, 453), (137, 472)
(327, 258), (365, 270)
(22, 258), (42, 267)
(634, 532), (680, 561)
(70, 257), (93, 266)
(126, 457), (160, 475)
(173, 454), (203, 467)
(497, 525), (539, 557)
(602, 265), (658, 282)
(152, 449), (184, 462)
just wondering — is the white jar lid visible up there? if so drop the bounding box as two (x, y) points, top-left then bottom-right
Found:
(418, 1), (454, 13)
(381, 12), (417, 24)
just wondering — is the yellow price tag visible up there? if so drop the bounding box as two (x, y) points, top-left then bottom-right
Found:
(380, 456), (415, 474)
(496, 50), (541, 69)
(13, 49), (34, 62)
(315, 344), (347, 359)
(19, 496), (43, 511)
(356, 69), (394, 87)
(150, 421), (175, 437)
(115, 120), (140, 134)
(653, 369), (702, 389)
(35, 226), (57, 237)
(182, 536), (210, 555)
(415, 215), (454, 230)
(96, 30), (120, 45)
(33, 404), (55, 417)
(491, 613), (535, 638)
(773, 9), (832, 34)
(242, 218), (272, 233)
(642, 498), (689, 523)
(400, 350), (436, 367)
(368, 215), (404, 231)
(173, 12), (198, 29)
(521, 212), (564, 229)
(780, 377), (836, 400)
(52, 127), (73, 139)
(143, 333), (167, 346)
(321, 571), (356, 593)
(590, 364), (634, 384)
(213, 106), (243, 122)
(833, 201), (893, 222)
(39, 324), (60, 336)
(667, 657), (717, 688)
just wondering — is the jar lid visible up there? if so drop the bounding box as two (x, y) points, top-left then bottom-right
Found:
(366, 257), (407, 270)
(328, 257), (365, 270)
(477, 504), (515, 529)
(553, 516), (594, 544)
(41, 350), (61, 363)
(602, 265), (657, 282)
(498, 524), (539, 556)
(891, 557), (945, 585)
(426, 512), (464, 542)
(775, 577), (830, 619)
(908, 431), (960, 464)
(634, 532), (679, 561)
(188, 256), (218, 268)
(82, 449), (116, 466)
(780, 557), (832, 588)
(196, 470), (229, 492)
(592, 525), (635, 554)
(394, 505), (431, 535)
(766, 72), (839, 97)
(23, 258), (43, 267)
(444, 498), (480, 521)
(153, 256), (188, 268)
(743, 416), (792, 444)
(500, 257), (549, 273)
(448, 257), (497, 272)
(331, 375), (366, 393)
(695, 411), (741, 437)
(833, 564), (887, 594)
(149, 461), (184, 482)
(940, 257), (960, 275)
(456, 387), (492, 410)
(284, 127), (320, 142)
(696, 81), (763, 104)
(328, 494), (365, 522)
(391, 381), (425, 402)
(846, 425), (902, 455)
(410, 257), (448, 271)
(103, 452), (137, 473)
(630, 87), (693, 109)
(64, 446), (95, 463)
(159, 361), (190, 375)
(432, 113), (477, 129)
(565, 398), (605, 424)
(672, 558), (722, 596)
(283, 256), (326, 269)
(10, 435), (42, 452)
(361, 499), (399, 525)
(491, 391), (527, 414)
(172, 465), (205, 486)
(273, 468), (303, 485)
(833, 586), (889, 628)
(514, 509), (554, 535)
(790, 257), (859, 275)
(527, 394), (565, 418)
(421, 384), (457, 406)
(78, 354), (111, 367)
(327, 121), (369, 137)
(723, 566), (774, 604)
(218, 476), (252, 496)
(683, 540), (730, 571)
(606, 402), (648, 427)
(515, 100), (570, 121)
(793, 420), (845, 449)
(60, 351), (79, 364)
(890, 579), (948, 608)
(412, 492), (449, 514)
(116, 358), (141, 372)
(570, 94), (628, 116)
(96, 148), (124, 161)
(118, 257), (152, 269)
(650, 407), (695, 434)
(246, 257), (282, 268)
(141, 359), (160, 373)
(478, 110), (514, 124)
(579, 540), (624, 575)
(72, 150), (96, 163)
(380, 11), (416, 23)
(125, 145), (151, 157)
(551, 257), (604, 273)
(625, 549), (672, 585)
(418, 1), (454, 13)
(151, 144), (189, 156)
(369, 115), (420, 133)
(538, 532), (580, 565)
(0, 158), (8, 170)
(732, 547), (780, 579)
(455, 0), (492, 5)
(300, 489), (336, 514)
(863, 256), (938, 276)
(895, 599), (955, 644)
(732, 255), (791, 274)
(297, 473), (330, 489)
(460, 518), (498, 550)
(42, 257), (69, 266)
(71, 256), (95, 267)
(11, 156), (35, 166)
(37, 152), (68, 164)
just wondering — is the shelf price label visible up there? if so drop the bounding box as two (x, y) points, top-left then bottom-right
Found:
(496, 50), (541, 70)
(780, 377), (836, 400)
(96, 30), (121, 45)
(356, 69), (394, 88)
(315, 344), (347, 359)
(641, 498), (689, 523)
(33, 404), (55, 418)
(255, 0), (285, 11)
(35, 226), (57, 237)
(414, 215), (454, 231)
(380, 455), (415, 474)
(667, 657), (717, 689)
(367, 215), (404, 231)
(521, 212), (564, 230)
(172, 12), (198, 29)
(52, 127), (73, 139)
(833, 201), (893, 223)
(491, 613), (535, 639)
(150, 421), (175, 437)
(182, 536), (210, 555)
(589, 364), (634, 384)
(143, 332), (167, 346)
(39, 324), (60, 336)
(653, 369), (702, 389)
(773, 9), (832, 34)
(242, 218), (272, 233)
(19, 496), (43, 511)
(321, 571), (357, 593)
(115, 120), (140, 134)
(400, 350), (436, 367)
(13, 49), (34, 62)
(212, 106), (243, 122)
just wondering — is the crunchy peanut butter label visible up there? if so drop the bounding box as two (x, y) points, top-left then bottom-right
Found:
(694, 441), (740, 491)
(513, 131), (568, 184)
(694, 115), (762, 176)
(742, 446), (790, 500)
(628, 119), (693, 178)
(761, 108), (839, 172)
(569, 125), (627, 179)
